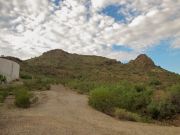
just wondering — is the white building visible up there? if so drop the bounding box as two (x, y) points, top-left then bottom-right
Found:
(0, 58), (20, 82)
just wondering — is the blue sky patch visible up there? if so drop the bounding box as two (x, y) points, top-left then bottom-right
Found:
(101, 4), (139, 23)
(53, 0), (61, 6)
(112, 44), (133, 52)
(147, 39), (180, 74)
(101, 5), (127, 22)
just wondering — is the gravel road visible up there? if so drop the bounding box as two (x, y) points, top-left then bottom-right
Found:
(0, 85), (179, 135)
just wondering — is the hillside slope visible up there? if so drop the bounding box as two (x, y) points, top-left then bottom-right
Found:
(21, 49), (180, 90)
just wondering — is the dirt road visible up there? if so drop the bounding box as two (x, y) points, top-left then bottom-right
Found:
(0, 85), (180, 135)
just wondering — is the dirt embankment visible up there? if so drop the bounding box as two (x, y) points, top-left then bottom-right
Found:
(0, 85), (180, 135)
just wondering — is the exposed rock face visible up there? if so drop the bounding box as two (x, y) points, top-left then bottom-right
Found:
(129, 54), (155, 69)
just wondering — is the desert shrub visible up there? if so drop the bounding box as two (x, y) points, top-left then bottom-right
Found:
(0, 83), (34, 105)
(0, 90), (8, 103)
(147, 99), (176, 119)
(168, 84), (180, 113)
(20, 73), (32, 79)
(134, 84), (146, 92)
(2, 84), (27, 94)
(114, 108), (142, 122)
(89, 83), (153, 115)
(149, 78), (161, 86)
(23, 78), (51, 91)
(0, 75), (6, 84)
(0, 85), (14, 102)
(89, 87), (118, 114)
(111, 83), (152, 112)
(67, 79), (98, 94)
(0, 95), (3, 103)
(15, 88), (31, 108)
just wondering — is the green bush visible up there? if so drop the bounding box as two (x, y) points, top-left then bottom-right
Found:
(0, 83), (37, 106)
(89, 83), (153, 115)
(116, 86), (152, 112)
(168, 84), (180, 113)
(114, 108), (142, 122)
(88, 82), (180, 121)
(0, 75), (6, 84)
(0, 95), (4, 103)
(0, 90), (8, 103)
(20, 73), (32, 80)
(15, 88), (31, 108)
(147, 99), (176, 119)
(89, 87), (118, 114)
(0, 84), (34, 104)
(149, 79), (161, 86)
(0, 86), (10, 103)
(107, 83), (152, 112)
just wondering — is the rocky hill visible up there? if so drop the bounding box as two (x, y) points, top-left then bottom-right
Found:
(19, 49), (180, 91)
(129, 54), (155, 70)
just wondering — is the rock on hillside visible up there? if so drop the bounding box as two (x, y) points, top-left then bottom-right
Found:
(129, 54), (155, 70)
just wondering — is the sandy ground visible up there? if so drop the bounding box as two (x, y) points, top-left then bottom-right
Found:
(0, 85), (180, 135)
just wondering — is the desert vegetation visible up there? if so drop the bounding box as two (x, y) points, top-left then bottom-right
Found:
(88, 82), (180, 121)
(1, 50), (180, 123)
(15, 88), (31, 108)
(0, 75), (52, 107)
(114, 108), (142, 122)
(0, 74), (6, 84)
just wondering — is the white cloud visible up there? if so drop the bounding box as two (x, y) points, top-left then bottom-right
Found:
(172, 35), (180, 49)
(0, 0), (179, 61)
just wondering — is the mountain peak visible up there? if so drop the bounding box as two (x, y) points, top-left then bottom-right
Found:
(43, 49), (69, 56)
(136, 54), (153, 62)
(129, 54), (155, 69)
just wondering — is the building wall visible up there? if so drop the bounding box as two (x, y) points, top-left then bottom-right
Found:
(0, 58), (20, 82)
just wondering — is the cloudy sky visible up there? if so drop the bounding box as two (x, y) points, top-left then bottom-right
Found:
(0, 0), (180, 73)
